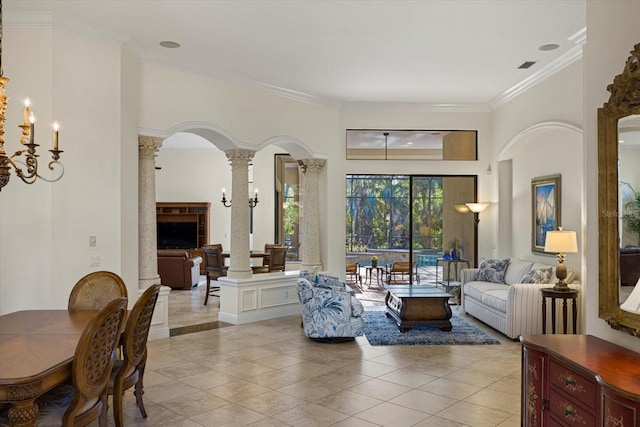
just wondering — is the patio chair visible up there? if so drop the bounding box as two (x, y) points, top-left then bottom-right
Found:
(385, 261), (419, 284)
(345, 262), (362, 290)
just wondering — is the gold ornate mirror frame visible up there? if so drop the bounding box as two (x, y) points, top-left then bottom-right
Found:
(598, 42), (640, 335)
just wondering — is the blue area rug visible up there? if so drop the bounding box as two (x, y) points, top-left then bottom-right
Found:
(363, 310), (501, 346)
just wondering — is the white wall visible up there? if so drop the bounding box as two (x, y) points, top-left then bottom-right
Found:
(0, 27), (134, 313)
(492, 60), (583, 274)
(0, 27), (54, 312)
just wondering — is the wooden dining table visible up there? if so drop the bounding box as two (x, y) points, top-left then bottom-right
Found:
(0, 309), (99, 427)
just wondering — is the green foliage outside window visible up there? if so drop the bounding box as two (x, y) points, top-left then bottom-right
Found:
(346, 175), (443, 252)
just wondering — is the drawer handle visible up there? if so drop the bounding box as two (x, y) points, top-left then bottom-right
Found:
(564, 377), (576, 387)
(565, 408), (576, 417)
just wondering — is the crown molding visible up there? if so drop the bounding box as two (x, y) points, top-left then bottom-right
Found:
(339, 102), (491, 113)
(489, 27), (586, 110)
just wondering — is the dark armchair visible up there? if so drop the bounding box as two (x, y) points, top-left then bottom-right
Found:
(620, 246), (640, 286)
(157, 249), (202, 290)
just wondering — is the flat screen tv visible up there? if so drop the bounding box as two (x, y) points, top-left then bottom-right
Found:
(157, 222), (198, 249)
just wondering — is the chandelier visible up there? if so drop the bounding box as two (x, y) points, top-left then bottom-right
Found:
(0, 2), (64, 191)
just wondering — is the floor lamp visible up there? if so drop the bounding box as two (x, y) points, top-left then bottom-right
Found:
(465, 203), (490, 267)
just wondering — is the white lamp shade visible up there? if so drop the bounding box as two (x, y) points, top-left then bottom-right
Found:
(544, 230), (578, 253)
(465, 203), (490, 213)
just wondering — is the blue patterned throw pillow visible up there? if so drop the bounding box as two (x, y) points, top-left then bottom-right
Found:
(521, 267), (553, 284)
(477, 258), (511, 283)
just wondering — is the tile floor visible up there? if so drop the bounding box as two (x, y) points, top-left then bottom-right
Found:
(110, 277), (522, 426)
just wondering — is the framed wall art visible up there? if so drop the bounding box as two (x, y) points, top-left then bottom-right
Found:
(531, 174), (561, 253)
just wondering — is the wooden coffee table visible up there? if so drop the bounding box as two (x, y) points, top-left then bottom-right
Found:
(384, 285), (453, 332)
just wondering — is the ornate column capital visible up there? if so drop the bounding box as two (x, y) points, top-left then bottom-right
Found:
(225, 148), (256, 165)
(299, 158), (325, 174)
(138, 136), (163, 159)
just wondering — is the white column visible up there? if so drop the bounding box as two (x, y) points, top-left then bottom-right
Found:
(299, 159), (325, 270)
(139, 135), (170, 340)
(225, 149), (255, 279)
(138, 136), (163, 289)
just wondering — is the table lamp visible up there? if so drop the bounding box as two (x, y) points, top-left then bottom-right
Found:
(544, 228), (578, 291)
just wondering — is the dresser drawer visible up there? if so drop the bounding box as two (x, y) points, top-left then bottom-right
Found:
(549, 360), (596, 409)
(549, 387), (594, 426)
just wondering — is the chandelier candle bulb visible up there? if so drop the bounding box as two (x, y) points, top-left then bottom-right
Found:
(23, 98), (30, 126)
(29, 113), (35, 144)
(53, 122), (59, 150)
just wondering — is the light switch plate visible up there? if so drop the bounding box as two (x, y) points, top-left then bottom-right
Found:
(89, 236), (97, 247)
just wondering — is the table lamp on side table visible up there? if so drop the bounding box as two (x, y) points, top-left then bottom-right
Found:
(544, 227), (578, 291)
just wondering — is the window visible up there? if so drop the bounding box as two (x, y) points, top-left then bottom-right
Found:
(275, 155), (301, 261)
(346, 174), (477, 274)
(346, 129), (478, 160)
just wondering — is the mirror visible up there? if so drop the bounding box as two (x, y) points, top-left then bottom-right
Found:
(617, 117), (640, 306)
(598, 42), (640, 334)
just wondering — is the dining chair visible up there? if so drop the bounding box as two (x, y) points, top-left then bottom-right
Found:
(203, 244), (227, 305)
(262, 243), (276, 268)
(253, 246), (287, 273)
(34, 297), (128, 426)
(108, 284), (161, 427)
(68, 271), (128, 310)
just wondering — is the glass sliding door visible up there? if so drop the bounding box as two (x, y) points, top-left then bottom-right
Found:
(347, 174), (477, 285)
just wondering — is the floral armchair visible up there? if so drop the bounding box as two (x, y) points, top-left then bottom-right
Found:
(296, 272), (364, 342)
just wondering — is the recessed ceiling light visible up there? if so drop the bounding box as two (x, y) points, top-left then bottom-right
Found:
(159, 41), (181, 49)
(539, 43), (560, 51)
(407, 142), (414, 145)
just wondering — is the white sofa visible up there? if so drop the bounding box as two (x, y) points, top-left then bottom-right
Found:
(461, 258), (580, 339)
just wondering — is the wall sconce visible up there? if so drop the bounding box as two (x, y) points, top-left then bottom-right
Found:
(465, 203), (490, 224)
(221, 189), (259, 208)
(544, 227), (578, 292)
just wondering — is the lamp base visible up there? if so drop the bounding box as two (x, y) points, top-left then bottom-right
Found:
(552, 280), (572, 292)
(553, 260), (571, 291)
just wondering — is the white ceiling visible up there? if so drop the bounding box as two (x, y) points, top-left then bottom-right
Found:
(5, 0), (586, 108)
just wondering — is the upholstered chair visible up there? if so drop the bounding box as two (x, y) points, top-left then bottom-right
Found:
(157, 249), (203, 290)
(296, 277), (364, 342)
(68, 271), (128, 310)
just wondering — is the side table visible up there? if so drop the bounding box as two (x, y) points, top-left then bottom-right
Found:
(541, 288), (579, 334)
(435, 258), (471, 286)
(365, 266), (384, 288)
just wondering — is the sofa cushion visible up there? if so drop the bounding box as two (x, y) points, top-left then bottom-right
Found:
(464, 281), (509, 303)
(477, 258), (511, 283)
(521, 266), (553, 284)
(531, 262), (575, 285)
(504, 259), (534, 285)
(481, 289), (509, 313)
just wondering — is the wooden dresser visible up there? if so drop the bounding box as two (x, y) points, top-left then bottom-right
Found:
(521, 334), (640, 426)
